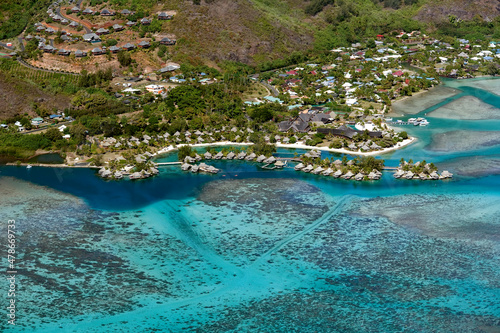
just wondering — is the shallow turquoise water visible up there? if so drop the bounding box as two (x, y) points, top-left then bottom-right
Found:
(1, 78), (499, 332)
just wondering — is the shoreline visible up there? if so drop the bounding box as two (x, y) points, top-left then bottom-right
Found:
(154, 137), (417, 158)
(2, 137), (416, 170)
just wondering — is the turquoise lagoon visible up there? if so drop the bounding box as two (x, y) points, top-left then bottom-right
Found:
(1, 78), (500, 332)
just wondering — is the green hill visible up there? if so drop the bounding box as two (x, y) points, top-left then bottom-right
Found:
(3, 0), (500, 65)
(0, 0), (51, 40)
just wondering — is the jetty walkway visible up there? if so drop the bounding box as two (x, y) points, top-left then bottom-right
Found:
(155, 162), (182, 166)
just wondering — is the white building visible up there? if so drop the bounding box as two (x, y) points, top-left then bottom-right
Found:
(145, 84), (165, 94)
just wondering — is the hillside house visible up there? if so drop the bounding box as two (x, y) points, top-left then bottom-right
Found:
(160, 37), (176, 45)
(101, 9), (115, 16)
(122, 43), (135, 50)
(43, 45), (56, 53)
(75, 49), (87, 57)
(96, 28), (109, 35)
(92, 47), (104, 55)
(109, 45), (120, 53)
(145, 84), (165, 94)
(57, 49), (70, 56)
(158, 12), (172, 20)
(83, 33), (100, 42)
(112, 24), (124, 31)
(140, 17), (151, 25)
(138, 40), (150, 48)
(31, 117), (44, 126)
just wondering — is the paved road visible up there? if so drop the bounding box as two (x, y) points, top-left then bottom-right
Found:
(56, 6), (91, 33)
(261, 81), (279, 96)
(17, 37), (25, 51)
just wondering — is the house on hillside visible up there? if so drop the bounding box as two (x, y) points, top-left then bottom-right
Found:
(158, 12), (172, 20)
(69, 21), (79, 28)
(92, 47), (104, 55)
(112, 24), (124, 31)
(61, 18), (69, 25)
(45, 27), (56, 34)
(43, 45), (56, 53)
(140, 17), (151, 25)
(83, 33), (100, 42)
(138, 40), (150, 48)
(82, 8), (93, 15)
(31, 117), (44, 126)
(36, 25), (46, 32)
(96, 28), (109, 35)
(75, 49), (87, 57)
(159, 37), (176, 45)
(101, 9), (115, 16)
(109, 45), (120, 53)
(121, 9), (132, 15)
(126, 21), (136, 27)
(71, 6), (80, 13)
(57, 48), (70, 56)
(145, 84), (165, 94)
(122, 42), (135, 50)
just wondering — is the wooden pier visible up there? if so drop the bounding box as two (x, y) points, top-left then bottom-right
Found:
(155, 162), (182, 166)
(386, 122), (412, 125)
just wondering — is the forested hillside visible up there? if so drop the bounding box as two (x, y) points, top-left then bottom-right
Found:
(2, 0), (500, 64)
(0, 0), (51, 39)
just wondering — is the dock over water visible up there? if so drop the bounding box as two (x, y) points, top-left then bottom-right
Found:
(155, 162), (182, 166)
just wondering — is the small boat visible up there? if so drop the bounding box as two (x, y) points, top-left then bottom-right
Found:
(414, 117), (429, 126)
(26, 165), (32, 169)
(408, 118), (417, 123)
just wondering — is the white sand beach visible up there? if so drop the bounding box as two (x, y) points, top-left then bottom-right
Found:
(155, 137), (416, 157)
